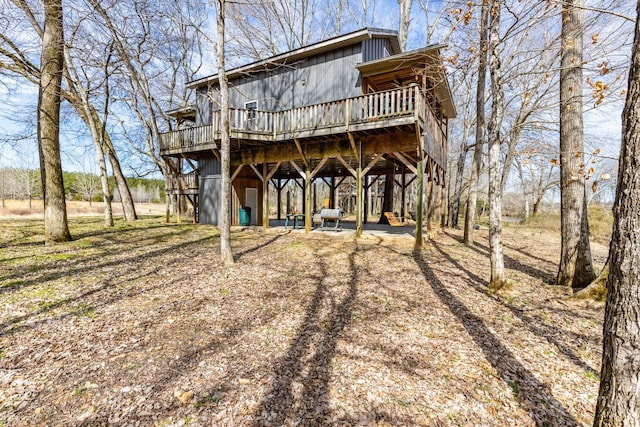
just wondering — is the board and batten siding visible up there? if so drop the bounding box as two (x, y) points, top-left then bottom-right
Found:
(199, 175), (221, 225)
(194, 36), (395, 127)
(362, 37), (393, 62)
(199, 157), (222, 176)
(228, 44), (363, 111)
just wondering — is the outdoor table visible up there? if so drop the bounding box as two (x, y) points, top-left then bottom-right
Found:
(285, 213), (305, 230)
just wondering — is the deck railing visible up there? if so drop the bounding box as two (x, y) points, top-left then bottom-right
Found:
(166, 171), (199, 191)
(159, 86), (446, 153)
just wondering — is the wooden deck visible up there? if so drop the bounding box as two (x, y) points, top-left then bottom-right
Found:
(159, 87), (446, 159)
(166, 171), (199, 195)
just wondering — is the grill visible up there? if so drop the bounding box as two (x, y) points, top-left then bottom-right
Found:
(320, 209), (343, 231)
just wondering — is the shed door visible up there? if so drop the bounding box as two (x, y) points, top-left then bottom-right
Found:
(246, 188), (258, 225)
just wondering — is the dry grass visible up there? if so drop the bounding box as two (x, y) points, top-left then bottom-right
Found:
(0, 217), (608, 426)
(0, 199), (166, 219)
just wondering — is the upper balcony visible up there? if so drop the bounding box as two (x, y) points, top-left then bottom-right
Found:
(159, 86), (446, 163)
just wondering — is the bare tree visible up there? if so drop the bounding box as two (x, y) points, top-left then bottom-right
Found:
(487, 0), (505, 289)
(2, 0), (137, 223)
(72, 172), (99, 207)
(217, 0), (234, 266)
(464, 0), (489, 246)
(557, 0), (596, 288)
(39, 0), (71, 242)
(398, 0), (412, 51)
(593, 1), (640, 422)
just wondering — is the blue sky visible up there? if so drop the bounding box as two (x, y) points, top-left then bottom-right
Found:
(0, 0), (630, 179)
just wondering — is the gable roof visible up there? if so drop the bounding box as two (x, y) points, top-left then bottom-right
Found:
(187, 28), (401, 89)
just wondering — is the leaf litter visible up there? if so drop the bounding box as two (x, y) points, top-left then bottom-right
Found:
(0, 218), (607, 426)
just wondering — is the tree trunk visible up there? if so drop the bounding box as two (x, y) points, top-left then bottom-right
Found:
(487, 0), (505, 290)
(397, 0), (412, 52)
(217, 0), (234, 266)
(450, 141), (469, 228)
(464, 0), (489, 246)
(39, 0), (71, 243)
(557, 0), (596, 288)
(593, 3), (640, 421)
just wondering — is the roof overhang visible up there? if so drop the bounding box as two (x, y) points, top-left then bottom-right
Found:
(357, 45), (456, 119)
(187, 28), (400, 90)
(166, 105), (196, 121)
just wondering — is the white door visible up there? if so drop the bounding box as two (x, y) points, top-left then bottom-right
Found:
(246, 188), (258, 225)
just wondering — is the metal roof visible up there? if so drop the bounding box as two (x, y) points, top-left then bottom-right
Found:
(187, 28), (401, 89)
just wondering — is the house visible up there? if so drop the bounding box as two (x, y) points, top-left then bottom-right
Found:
(159, 28), (455, 242)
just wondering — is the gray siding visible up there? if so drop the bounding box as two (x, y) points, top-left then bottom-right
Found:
(227, 44), (363, 111)
(200, 157), (221, 175)
(199, 175), (221, 225)
(196, 37), (397, 120)
(362, 37), (393, 62)
(196, 88), (212, 126)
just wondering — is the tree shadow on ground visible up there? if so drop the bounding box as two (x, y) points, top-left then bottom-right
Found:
(446, 231), (556, 284)
(0, 232), (214, 294)
(413, 247), (578, 426)
(430, 239), (599, 377)
(234, 233), (284, 261)
(251, 245), (358, 426)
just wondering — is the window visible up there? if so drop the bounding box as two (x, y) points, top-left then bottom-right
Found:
(244, 100), (258, 120)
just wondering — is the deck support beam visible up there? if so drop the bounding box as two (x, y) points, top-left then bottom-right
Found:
(415, 122), (425, 247)
(231, 165), (244, 181)
(263, 163), (269, 230)
(427, 163), (434, 239)
(305, 165), (312, 233)
(355, 140), (363, 238)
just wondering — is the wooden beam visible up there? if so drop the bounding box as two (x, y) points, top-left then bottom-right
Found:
(393, 152), (418, 175)
(415, 123), (424, 248)
(181, 154), (197, 172)
(305, 166), (311, 233)
(336, 154), (357, 178)
(249, 164), (263, 182)
(266, 161), (282, 181)
(311, 155), (330, 178)
(364, 174), (380, 189)
(294, 138), (308, 168)
(233, 131), (418, 165)
(212, 149), (221, 161)
(347, 132), (359, 160)
(362, 153), (381, 176)
(289, 160), (305, 179)
(263, 163), (269, 230)
(231, 165), (244, 181)
(356, 155), (363, 238)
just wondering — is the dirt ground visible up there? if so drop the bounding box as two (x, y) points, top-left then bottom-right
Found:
(0, 217), (608, 426)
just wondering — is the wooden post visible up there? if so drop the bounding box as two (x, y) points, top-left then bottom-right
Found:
(364, 175), (369, 224)
(435, 176), (442, 233)
(305, 166), (311, 233)
(313, 181), (317, 213)
(356, 143), (363, 238)
(165, 192), (170, 223)
(401, 166), (406, 220)
(263, 162), (269, 230)
(176, 194), (182, 224)
(277, 179), (282, 220)
(415, 157), (424, 247)
(427, 173), (433, 238)
(330, 175), (335, 208)
(440, 174), (447, 229)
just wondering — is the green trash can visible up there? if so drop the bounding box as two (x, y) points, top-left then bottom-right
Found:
(239, 207), (251, 226)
